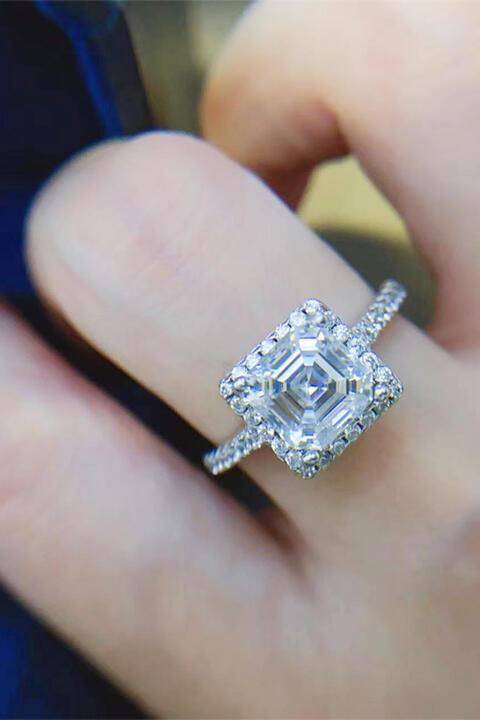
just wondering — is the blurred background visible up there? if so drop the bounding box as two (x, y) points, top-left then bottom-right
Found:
(124, 0), (434, 325)
(0, 1), (433, 718)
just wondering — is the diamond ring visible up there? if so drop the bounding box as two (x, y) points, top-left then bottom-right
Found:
(204, 279), (406, 479)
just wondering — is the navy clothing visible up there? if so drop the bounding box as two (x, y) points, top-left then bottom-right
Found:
(0, 2), (102, 293)
(0, 0), (152, 295)
(0, 2), (144, 716)
(0, 591), (142, 718)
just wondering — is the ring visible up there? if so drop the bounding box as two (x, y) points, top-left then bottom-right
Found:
(204, 279), (406, 479)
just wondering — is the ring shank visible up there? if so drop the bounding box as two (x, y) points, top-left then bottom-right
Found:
(351, 279), (406, 345)
(203, 426), (264, 475)
(203, 279), (406, 476)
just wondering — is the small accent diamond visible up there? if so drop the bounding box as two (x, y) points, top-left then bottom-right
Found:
(272, 435), (288, 459)
(230, 396), (247, 414)
(275, 321), (291, 339)
(390, 380), (403, 399)
(260, 338), (277, 355)
(304, 299), (322, 315)
(245, 352), (260, 370)
(345, 423), (362, 442)
(244, 408), (262, 426)
(219, 378), (233, 398)
(320, 451), (333, 468)
(362, 352), (379, 369)
(233, 376), (248, 392)
(286, 449), (303, 471)
(374, 383), (389, 399)
(231, 365), (247, 379)
(290, 310), (306, 327)
(332, 324), (349, 342)
(303, 450), (320, 466)
(375, 366), (393, 383)
(361, 410), (377, 428)
(332, 437), (347, 455)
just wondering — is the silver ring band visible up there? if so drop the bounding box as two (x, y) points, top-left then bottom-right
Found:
(204, 279), (406, 478)
(204, 426), (265, 476)
(350, 278), (406, 344)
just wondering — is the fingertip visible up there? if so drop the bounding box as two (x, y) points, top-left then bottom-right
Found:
(200, 59), (257, 169)
(201, 5), (347, 205)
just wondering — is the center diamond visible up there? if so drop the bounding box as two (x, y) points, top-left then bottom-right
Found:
(249, 323), (373, 451)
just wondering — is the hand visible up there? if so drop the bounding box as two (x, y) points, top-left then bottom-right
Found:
(3, 2), (480, 716)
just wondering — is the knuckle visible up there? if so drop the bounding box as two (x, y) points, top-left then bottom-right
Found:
(28, 131), (235, 315)
(0, 388), (62, 511)
(448, 512), (480, 592)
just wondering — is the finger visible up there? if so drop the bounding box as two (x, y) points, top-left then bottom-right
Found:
(202, 0), (480, 352)
(26, 132), (457, 532)
(0, 304), (289, 717)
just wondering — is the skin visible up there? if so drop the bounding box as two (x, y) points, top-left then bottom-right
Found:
(2, 1), (480, 716)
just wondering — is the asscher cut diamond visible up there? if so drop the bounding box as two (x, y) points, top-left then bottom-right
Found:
(205, 281), (405, 479)
(248, 321), (374, 451)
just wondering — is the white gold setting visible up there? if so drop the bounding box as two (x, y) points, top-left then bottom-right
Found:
(204, 280), (406, 479)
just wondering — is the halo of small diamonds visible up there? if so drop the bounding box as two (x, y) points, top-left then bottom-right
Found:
(205, 280), (405, 479)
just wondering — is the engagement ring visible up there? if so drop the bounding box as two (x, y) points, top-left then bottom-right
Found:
(204, 280), (406, 479)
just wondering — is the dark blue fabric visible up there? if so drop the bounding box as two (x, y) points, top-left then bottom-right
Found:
(37, 2), (153, 137)
(0, 588), (142, 718)
(0, 1), (103, 293)
(0, 2), (144, 716)
(38, 1), (124, 136)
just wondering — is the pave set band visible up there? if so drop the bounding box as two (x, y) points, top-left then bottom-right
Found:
(204, 280), (406, 479)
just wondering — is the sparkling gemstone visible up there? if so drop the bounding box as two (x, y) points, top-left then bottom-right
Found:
(332, 437), (347, 455)
(290, 311), (306, 328)
(374, 383), (389, 399)
(231, 365), (248, 379)
(361, 409), (377, 428)
(245, 352), (260, 370)
(244, 408), (262, 426)
(247, 321), (374, 451)
(275, 321), (291, 339)
(347, 332), (369, 355)
(219, 378), (233, 398)
(260, 338), (277, 355)
(320, 450), (333, 468)
(332, 323), (349, 342)
(303, 299), (322, 315)
(302, 450), (320, 465)
(233, 376), (248, 392)
(230, 396), (247, 414)
(362, 352), (379, 370)
(272, 436), (288, 459)
(286, 449), (303, 471)
(374, 366), (392, 383)
(344, 422), (362, 442)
